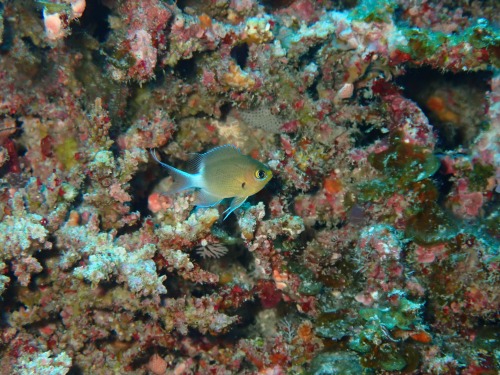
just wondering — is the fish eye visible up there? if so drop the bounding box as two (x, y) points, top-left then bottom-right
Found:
(255, 169), (266, 180)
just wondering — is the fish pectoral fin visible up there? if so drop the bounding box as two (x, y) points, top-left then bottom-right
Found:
(223, 196), (247, 220)
(194, 190), (223, 207)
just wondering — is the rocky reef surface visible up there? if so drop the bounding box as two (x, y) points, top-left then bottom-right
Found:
(0, 0), (498, 373)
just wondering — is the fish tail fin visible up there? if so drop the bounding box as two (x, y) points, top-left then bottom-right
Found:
(150, 149), (200, 193)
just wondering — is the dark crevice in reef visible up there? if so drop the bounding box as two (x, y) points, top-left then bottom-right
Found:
(129, 168), (155, 216)
(71, 0), (111, 43)
(299, 43), (323, 67)
(174, 55), (198, 82)
(260, 0), (296, 11)
(231, 43), (249, 69)
(0, 262), (26, 318)
(329, 0), (359, 10)
(397, 67), (492, 151)
(218, 102), (233, 121)
(261, 0), (359, 12)
(119, 165), (160, 235)
(67, 365), (84, 375)
(163, 275), (193, 299)
(0, 15), (14, 53)
(174, 0), (195, 12)
(432, 166), (455, 205)
(307, 71), (322, 101)
(352, 120), (386, 148)
(299, 43), (325, 100)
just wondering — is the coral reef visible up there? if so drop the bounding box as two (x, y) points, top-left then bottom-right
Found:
(0, 0), (499, 373)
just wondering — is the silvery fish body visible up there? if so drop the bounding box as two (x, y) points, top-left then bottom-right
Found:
(151, 145), (272, 219)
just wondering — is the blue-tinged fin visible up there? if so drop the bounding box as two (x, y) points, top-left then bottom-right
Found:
(186, 144), (241, 173)
(223, 196), (247, 220)
(150, 149), (199, 193)
(194, 190), (223, 207)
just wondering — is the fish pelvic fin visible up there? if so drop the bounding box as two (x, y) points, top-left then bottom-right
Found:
(150, 149), (200, 193)
(223, 196), (247, 220)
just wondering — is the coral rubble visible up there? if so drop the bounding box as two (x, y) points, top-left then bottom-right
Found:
(0, 0), (499, 373)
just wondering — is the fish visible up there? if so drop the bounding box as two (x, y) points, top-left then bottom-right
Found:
(151, 145), (272, 220)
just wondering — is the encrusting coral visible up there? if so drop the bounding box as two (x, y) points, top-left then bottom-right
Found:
(0, 0), (499, 373)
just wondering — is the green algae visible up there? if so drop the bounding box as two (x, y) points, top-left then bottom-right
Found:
(355, 134), (463, 246)
(464, 18), (500, 50)
(309, 351), (363, 375)
(54, 137), (79, 170)
(315, 291), (424, 372)
(403, 29), (445, 59)
(298, 276), (323, 296)
(398, 18), (500, 68)
(368, 136), (440, 183)
(35, 1), (71, 14)
(361, 298), (423, 329)
(468, 162), (495, 191)
(349, 326), (378, 354)
(405, 203), (459, 246)
(350, 326), (408, 371)
(378, 346), (406, 371)
(351, 0), (396, 23)
(357, 178), (392, 202)
(315, 310), (354, 341)
(347, 292), (426, 371)
(357, 133), (440, 205)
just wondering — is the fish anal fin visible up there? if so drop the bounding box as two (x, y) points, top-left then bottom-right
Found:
(194, 190), (223, 207)
(223, 196), (247, 220)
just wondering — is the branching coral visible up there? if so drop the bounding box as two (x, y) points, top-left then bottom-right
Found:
(0, 193), (51, 293)
(0, 0), (498, 373)
(13, 350), (72, 375)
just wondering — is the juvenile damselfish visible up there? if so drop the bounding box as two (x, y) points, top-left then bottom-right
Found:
(151, 145), (272, 219)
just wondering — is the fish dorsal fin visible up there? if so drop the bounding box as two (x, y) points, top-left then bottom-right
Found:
(186, 145), (241, 173)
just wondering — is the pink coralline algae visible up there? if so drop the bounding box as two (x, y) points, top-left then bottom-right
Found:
(0, 0), (499, 373)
